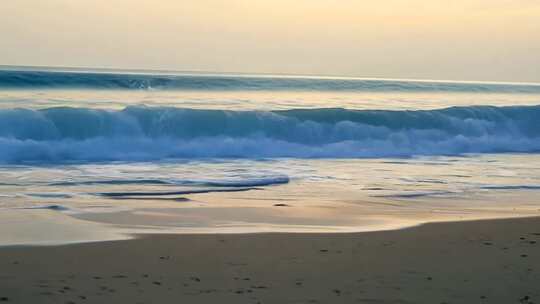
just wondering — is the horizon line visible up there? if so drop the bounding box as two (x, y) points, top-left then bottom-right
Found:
(1, 64), (540, 87)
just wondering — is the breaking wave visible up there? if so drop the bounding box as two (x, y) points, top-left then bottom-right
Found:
(0, 105), (540, 163)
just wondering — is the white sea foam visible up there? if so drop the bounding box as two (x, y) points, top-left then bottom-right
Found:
(0, 105), (539, 163)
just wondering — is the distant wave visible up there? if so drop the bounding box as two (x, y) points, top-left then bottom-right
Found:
(0, 105), (540, 163)
(2, 70), (540, 93)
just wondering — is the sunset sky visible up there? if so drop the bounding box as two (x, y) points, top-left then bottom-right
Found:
(2, 0), (539, 82)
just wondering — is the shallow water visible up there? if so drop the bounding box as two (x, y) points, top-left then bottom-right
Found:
(1, 68), (540, 245)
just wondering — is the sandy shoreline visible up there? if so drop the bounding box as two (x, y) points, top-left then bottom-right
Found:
(1, 217), (539, 304)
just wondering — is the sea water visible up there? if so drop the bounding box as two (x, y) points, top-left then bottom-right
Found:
(1, 67), (540, 245)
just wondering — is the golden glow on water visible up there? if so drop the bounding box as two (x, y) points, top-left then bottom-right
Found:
(2, 155), (540, 245)
(2, 89), (540, 111)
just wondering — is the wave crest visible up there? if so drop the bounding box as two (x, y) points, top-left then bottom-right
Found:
(0, 105), (539, 163)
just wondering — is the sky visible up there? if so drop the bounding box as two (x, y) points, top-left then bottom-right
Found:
(1, 0), (539, 82)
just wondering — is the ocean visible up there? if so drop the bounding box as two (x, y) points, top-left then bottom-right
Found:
(1, 67), (540, 245)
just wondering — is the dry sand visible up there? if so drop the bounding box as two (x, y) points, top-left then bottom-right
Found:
(1, 217), (539, 304)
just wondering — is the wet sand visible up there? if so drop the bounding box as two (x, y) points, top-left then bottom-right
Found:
(0, 217), (539, 304)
